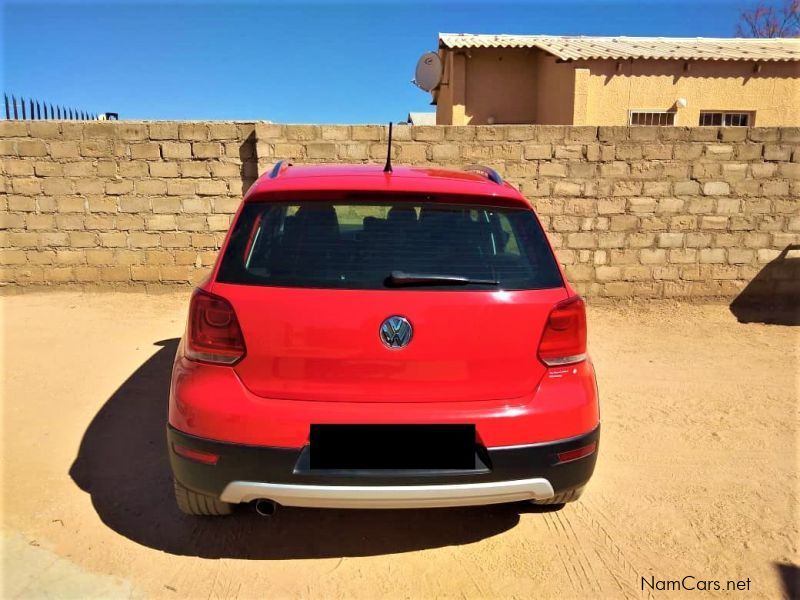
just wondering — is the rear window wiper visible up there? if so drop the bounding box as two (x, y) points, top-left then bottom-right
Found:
(387, 271), (499, 287)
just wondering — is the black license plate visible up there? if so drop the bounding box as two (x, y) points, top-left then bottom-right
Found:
(309, 424), (476, 470)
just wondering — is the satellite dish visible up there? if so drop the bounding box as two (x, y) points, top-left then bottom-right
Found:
(413, 52), (442, 92)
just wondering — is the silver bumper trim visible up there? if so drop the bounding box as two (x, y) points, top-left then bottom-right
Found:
(219, 478), (555, 509)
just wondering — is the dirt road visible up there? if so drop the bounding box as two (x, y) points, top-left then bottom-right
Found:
(1, 292), (797, 599)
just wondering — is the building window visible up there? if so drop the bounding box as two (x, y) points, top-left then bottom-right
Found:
(699, 112), (752, 127)
(629, 111), (676, 126)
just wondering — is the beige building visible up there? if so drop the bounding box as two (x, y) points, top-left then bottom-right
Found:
(430, 34), (800, 126)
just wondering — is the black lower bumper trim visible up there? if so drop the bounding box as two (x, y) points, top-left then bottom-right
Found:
(167, 426), (600, 497)
(167, 425), (599, 500)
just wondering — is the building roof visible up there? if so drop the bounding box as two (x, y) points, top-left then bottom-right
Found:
(406, 112), (437, 125)
(439, 34), (800, 62)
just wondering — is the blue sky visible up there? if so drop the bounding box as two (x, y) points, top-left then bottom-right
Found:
(2, 0), (760, 123)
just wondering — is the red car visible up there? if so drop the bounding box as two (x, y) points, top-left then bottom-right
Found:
(168, 160), (599, 516)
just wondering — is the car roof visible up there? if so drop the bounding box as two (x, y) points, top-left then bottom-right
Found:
(243, 164), (530, 207)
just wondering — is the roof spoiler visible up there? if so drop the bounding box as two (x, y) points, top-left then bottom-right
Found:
(464, 164), (503, 185)
(269, 160), (292, 178)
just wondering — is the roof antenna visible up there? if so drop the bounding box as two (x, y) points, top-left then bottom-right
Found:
(383, 122), (393, 173)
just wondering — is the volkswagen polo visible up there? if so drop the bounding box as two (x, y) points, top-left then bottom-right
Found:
(167, 159), (599, 516)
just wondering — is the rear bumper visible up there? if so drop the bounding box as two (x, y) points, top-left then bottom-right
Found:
(168, 425), (599, 509)
(169, 353), (600, 448)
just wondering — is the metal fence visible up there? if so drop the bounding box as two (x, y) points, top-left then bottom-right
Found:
(3, 94), (98, 120)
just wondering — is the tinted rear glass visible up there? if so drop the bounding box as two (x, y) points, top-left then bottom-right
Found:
(217, 200), (562, 290)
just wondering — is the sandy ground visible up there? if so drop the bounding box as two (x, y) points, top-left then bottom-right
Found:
(0, 291), (797, 599)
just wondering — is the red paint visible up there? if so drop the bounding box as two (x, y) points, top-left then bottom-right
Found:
(169, 164), (599, 449)
(243, 165), (534, 206)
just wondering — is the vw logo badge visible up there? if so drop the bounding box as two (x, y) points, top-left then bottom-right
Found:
(379, 316), (413, 349)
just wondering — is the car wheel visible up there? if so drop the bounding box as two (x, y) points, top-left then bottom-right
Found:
(531, 487), (584, 506)
(174, 480), (233, 516)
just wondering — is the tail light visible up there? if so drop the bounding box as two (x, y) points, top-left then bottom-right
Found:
(538, 296), (587, 367)
(185, 289), (246, 365)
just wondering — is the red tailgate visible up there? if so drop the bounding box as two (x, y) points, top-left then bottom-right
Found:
(213, 283), (567, 403)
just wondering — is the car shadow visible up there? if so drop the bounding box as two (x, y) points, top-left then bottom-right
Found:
(70, 338), (545, 559)
(730, 244), (800, 326)
(775, 563), (799, 599)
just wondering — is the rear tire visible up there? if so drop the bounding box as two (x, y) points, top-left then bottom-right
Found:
(531, 487), (584, 506)
(173, 480), (233, 516)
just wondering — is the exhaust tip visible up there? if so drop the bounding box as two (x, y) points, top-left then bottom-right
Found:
(254, 499), (277, 517)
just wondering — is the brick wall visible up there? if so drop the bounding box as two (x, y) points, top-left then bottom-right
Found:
(1, 121), (798, 299)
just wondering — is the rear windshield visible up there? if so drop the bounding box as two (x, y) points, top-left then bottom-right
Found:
(217, 200), (562, 290)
